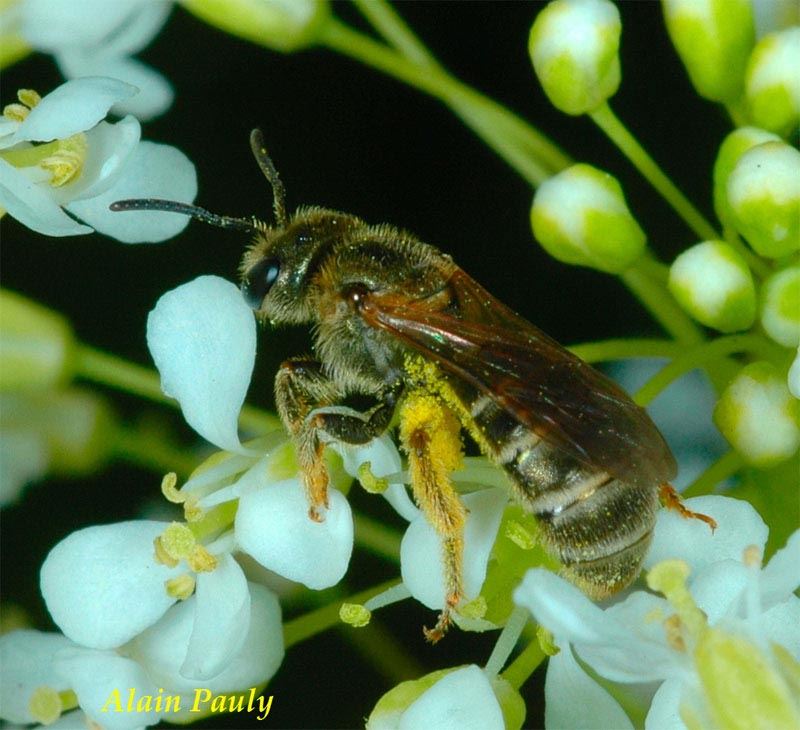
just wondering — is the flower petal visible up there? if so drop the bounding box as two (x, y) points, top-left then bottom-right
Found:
(51, 117), (141, 205)
(689, 559), (749, 624)
(0, 428), (48, 507)
(761, 529), (800, 607)
(53, 647), (160, 730)
(401, 488), (507, 610)
(645, 496), (768, 574)
(236, 477), (354, 589)
(180, 554), (250, 680)
(128, 582), (283, 702)
(761, 596), (800, 660)
(0, 630), (75, 723)
(40, 520), (181, 649)
(10, 77), (137, 143)
(644, 676), (687, 730)
(58, 54), (174, 121)
(67, 140), (197, 243)
(146, 276), (255, 452)
(399, 665), (504, 730)
(544, 648), (634, 730)
(0, 158), (92, 236)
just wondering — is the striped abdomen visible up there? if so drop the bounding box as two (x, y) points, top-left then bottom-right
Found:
(463, 387), (658, 599)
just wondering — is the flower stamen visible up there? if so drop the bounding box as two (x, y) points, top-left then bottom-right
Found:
(39, 133), (88, 187)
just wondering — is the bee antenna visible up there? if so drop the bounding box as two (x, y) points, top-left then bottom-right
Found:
(109, 199), (259, 234)
(249, 128), (288, 228)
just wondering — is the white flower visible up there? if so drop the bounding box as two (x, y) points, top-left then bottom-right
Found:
(0, 77), (196, 241)
(514, 495), (800, 729)
(0, 583), (282, 728)
(16, 0), (174, 120)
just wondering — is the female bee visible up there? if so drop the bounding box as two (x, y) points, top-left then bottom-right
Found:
(112, 130), (711, 641)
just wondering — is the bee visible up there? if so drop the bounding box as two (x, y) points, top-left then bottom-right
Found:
(112, 130), (714, 641)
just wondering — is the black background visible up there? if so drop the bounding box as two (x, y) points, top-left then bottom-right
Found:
(1, 2), (729, 728)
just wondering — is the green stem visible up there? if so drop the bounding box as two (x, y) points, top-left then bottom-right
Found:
(682, 450), (745, 498)
(634, 334), (786, 406)
(589, 103), (719, 242)
(74, 343), (280, 434)
(723, 225), (772, 279)
(353, 512), (403, 562)
(353, 0), (436, 67)
(501, 637), (546, 690)
(340, 618), (424, 682)
(620, 258), (705, 345)
(320, 19), (569, 184)
(485, 606), (529, 676)
(283, 579), (402, 648)
(568, 338), (683, 363)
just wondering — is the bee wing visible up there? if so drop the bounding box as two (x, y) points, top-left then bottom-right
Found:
(361, 269), (676, 488)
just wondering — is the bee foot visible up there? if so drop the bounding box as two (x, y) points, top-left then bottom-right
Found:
(659, 483), (717, 532)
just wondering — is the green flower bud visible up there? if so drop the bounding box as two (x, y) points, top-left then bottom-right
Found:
(714, 361), (800, 467)
(761, 266), (800, 347)
(712, 126), (781, 227)
(745, 27), (800, 136)
(182, 0), (330, 53)
(531, 164), (646, 273)
(528, 0), (621, 115)
(668, 241), (756, 332)
(662, 0), (755, 103)
(727, 141), (800, 258)
(0, 289), (75, 391)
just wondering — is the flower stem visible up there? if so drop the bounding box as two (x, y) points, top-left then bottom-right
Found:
(723, 225), (772, 279)
(352, 0), (436, 66)
(682, 450), (745, 498)
(112, 424), (199, 477)
(589, 103), (719, 242)
(501, 636), (546, 690)
(319, 18), (569, 184)
(283, 579), (402, 648)
(568, 338), (683, 363)
(620, 258), (705, 345)
(74, 343), (280, 434)
(634, 334), (787, 406)
(353, 512), (403, 562)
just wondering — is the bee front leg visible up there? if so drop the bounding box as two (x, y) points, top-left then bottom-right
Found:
(399, 392), (466, 643)
(275, 358), (400, 521)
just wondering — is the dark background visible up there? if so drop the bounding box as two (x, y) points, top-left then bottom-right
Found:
(1, 2), (730, 728)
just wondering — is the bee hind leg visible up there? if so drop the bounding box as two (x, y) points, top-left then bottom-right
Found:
(399, 392), (466, 643)
(659, 483), (717, 532)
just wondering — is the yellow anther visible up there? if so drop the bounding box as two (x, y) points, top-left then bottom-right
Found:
(459, 595), (487, 620)
(184, 496), (205, 523)
(339, 603), (371, 628)
(357, 461), (388, 494)
(536, 625), (560, 656)
(3, 103), (29, 122)
(663, 614), (687, 652)
(161, 472), (184, 503)
(647, 560), (707, 640)
(28, 686), (62, 725)
(156, 522), (196, 562)
(40, 134), (87, 187)
(153, 538), (179, 568)
(17, 89), (41, 108)
(505, 519), (536, 550)
(188, 544), (218, 573)
(743, 544), (762, 568)
(165, 573), (196, 600)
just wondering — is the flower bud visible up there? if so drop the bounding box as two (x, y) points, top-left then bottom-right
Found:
(714, 362), (800, 467)
(726, 141), (800, 258)
(0, 289), (75, 391)
(712, 126), (781, 227)
(745, 27), (800, 136)
(530, 164), (645, 273)
(662, 0), (755, 103)
(668, 241), (756, 332)
(528, 0), (621, 115)
(761, 266), (800, 347)
(182, 0), (330, 53)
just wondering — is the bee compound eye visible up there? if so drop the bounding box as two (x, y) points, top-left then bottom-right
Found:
(242, 257), (280, 308)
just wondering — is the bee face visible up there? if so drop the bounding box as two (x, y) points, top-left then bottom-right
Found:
(239, 209), (361, 326)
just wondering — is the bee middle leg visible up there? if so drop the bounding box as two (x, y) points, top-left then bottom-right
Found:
(399, 392), (466, 643)
(275, 357), (400, 521)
